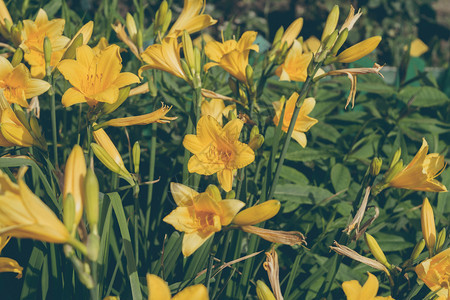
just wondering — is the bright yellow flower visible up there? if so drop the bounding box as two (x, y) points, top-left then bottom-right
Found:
(0, 235), (23, 278)
(63, 145), (86, 229)
(147, 273), (209, 300)
(58, 44), (140, 107)
(20, 9), (70, 78)
(388, 138), (447, 192)
(201, 98), (236, 126)
(0, 169), (70, 244)
(280, 18), (303, 49)
(408, 38), (428, 57)
(415, 247), (450, 300)
(272, 92), (318, 148)
(342, 272), (395, 300)
(336, 36), (382, 63)
(0, 0), (12, 38)
(183, 116), (255, 192)
(163, 183), (245, 256)
(233, 200), (280, 226)
(166, 0), (217, 38)
(0, 90), (43, 148)
(139, 37), (187, 80)
(204, 31), (259, 83)
(275, 40), (312, 82)
(0, 56), (50, 107)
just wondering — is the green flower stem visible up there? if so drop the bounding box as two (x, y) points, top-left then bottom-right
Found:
(68, 237), (88, 256)
(145, 122), (157, 235)
(48, 77), (59, 168)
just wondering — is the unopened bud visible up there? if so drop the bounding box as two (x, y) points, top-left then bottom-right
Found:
(330, 28), (348, 56)
(13, 105), (31, 131)
(61, 33), (83, 60)
(86, 233), (100, 262)
(421, 198), (436, 255)
(156, 1), (168, 29)
(384, 159), (403, 183)
(233, 200), (280, 226)
(126, 13), (137, 42)
(29, 115), (42, 139)
(248, 134), (264, 150)
(136, 30), (143, 51)
(91, 143), (123, 175)
(228, 109), (237, 120)
(436, 228), (446, 253)
(11, 48), (23, 67)
(43, 37), (52, 75)
(102, 86), (130, 115)
(365, 233), (391, 269)
(245, 64), (254, 86)
(205, 184), (221, 201)
(410, 239), (425, 261)
(250, 126), (259, 140)
(194, 47), (201, 75)
(273, 26), (284, 46)
(161, 10), (172, 35)
(324, 29), (338, 50)
(63, 193), (76, 233)
(369, 157), (382, 176)
(85, 168), (99, 230)
(226, 190), (235, 199)
(238, 88), (247, 104)
(180, 59), (193, 82)
(336, 36), (382, 63)
(256, 280), (276, 300)
(11, 23), (22, 46)
(321, 5), (339, 41)
(132, 141), (140, 174)
(182, 31), (195, 71)
(389, 148), (402, 169)
(228, 77), (239, 98)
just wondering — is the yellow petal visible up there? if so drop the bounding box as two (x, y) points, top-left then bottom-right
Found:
(187, 155), (224, 176)
(0, 257), (23, 278)
(172, 284), (209, 300)
(91, 86), (119, 104)
(113, 72), (140, 88)
(57, 59), (88, 89)
(170, 182), (199, 207)
(75, 44), (95, 68)
(361, 273), (380, 298)
(61, 87), (86, 107)
(337, 36), (382, 63)
(281, 18), (303, 48)
(182, 231), (214, 257)
(217, 168), (233, 192)
(24, 78), (51, 99)
(342, 280), (362, 300)
(146, 274), (171, 300)
(218, 199), (245, 225)
(291, 131), (307, 148)
(409, 38), (428, 57)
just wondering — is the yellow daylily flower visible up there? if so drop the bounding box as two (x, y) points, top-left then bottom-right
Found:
(415, 247), (450, 300)
(280, 18), (303, 49)
(63, 145), (86, 229)
(336, 36), (382, 63)
(421, 198), (437, 255)
(20, 9), (70, 78)
(183, 116), (255, 192)
(0, 0), (12, 38)
(342, 272), (395, 300)
(147, 273), (209, 300)
(100, 103), (177, 128)
(91, 127), (133, 182)
(0, 235), (23, 278)
(139, 37), (187, 80)
(272, 92), (318, 148)
(408, 38), (428, 57)
(388, 138), (447, 192)
(0, 169), (70, 244)
(58, 44), (140, 107)
(275, 40), (313, 82)
(0, 91), (42, 148)
(163, 183), (245, 256)
(233, 200), (281, 226)
(204, 31), (259, 83)
(93, 37), (109, 55)
(201, 98), (236, 125)
(166, 0), (217, 38)
(0, 56), (50, 107)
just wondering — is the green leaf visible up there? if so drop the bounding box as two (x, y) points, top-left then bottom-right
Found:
(285, 147), (333, 162)
(280, 166), (309, 185)
(275, 184), (335, 206)
(108, 192), (142, 300)
(330, 164), (351, 193)
(398, 86), (450, 107)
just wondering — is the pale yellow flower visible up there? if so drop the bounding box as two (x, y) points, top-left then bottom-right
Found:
(0, 56), (50, 107)
(275, 40), (312, 82)
(139, 37), (187, 80)
(0, 169), (70, 244)
(415, 247), (450, 300)
(183, 116), (255, 192)
(147, 273), (209, 299)
(204, 31), (259, 83)
(166, 0), (217, 38)
(342, 272), (394, 300)
(58, 44), (140, 107)
(0, 235), (23, 278)
(272, 92), (318, 148)
(163, 183), (245, 256)
(389, 138), (447, 192)
(201, 98), (236, 125)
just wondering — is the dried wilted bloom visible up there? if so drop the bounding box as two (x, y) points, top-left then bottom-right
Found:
(263, 248), (283, 300)
(240, 226), (306, 246)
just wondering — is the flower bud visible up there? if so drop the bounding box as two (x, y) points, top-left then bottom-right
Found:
(29, 115), (42, 139)
(389, 148), (402, 169)
(365, 233), (391, 269)
(330, 28), (348, 56)
(85, 168), (99, 230)
(132, 141), (140, 174)
(233, 200), (281, 226)
(91, 143), (123, 176)
(205, 184), (221, 201)
(248, 134), (264, 150)
(102, 86), (130, 115)
(11, 48), (23, 67)
(410, 239), (425, 261)
(436, 228), (446, 253)
(245, 64), (254, 86)
(336, 36), (382, 63)
(180, 59), (193, 83)
(272, 26), (284, 46)
(321, 5), (339, 41)
(126, 13), (137, 43)
(250, 126), (259, 140)
(161, 10), (172, 36)
(86, 232), (100, 262)
(421, 198), (436, 255)
(369, 157), (382, 176)
(136, 29), (143, 51)
(384, 159), (403, 183)
(324, 29), (338, 50)
(155, 0), (168, 29)
(13, 105), (31, 131)
(194, 47), (201, 75)
(226, 190), (235, 199)
(63, 193), (76, 233)
(43, 37), (52, 76)
(10, 22), (22, 47)
(182, 31), (195, 71)
(228, 77), (239, 98)
(256, 280), (276, 300)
